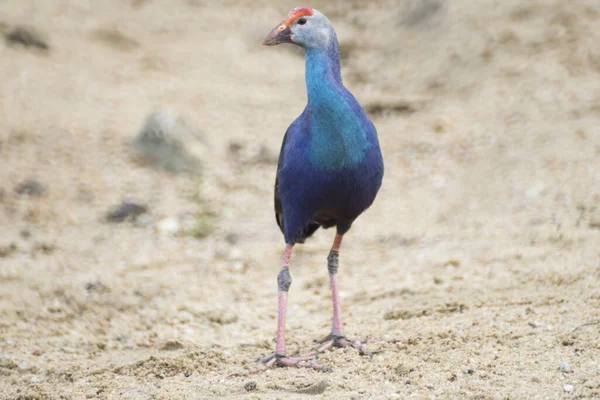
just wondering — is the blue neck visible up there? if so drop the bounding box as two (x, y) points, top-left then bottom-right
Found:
(305, 44), (342, 95)
(303, 43), (370, 171)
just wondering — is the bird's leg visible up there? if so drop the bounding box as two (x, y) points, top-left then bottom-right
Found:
(241, 244), (331, 375)
(329, 233), (345, 337)
(312, 234), (362, 351)
(275, 244), (293, 356)
(311, 234), (401, 358)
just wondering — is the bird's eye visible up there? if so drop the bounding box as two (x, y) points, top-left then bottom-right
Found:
(297, 18), (307, 25)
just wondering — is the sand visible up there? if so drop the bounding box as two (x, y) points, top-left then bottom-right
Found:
(1, 0), (599, 398)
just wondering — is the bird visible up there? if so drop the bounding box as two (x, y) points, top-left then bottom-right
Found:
(259, 7), (386, 372)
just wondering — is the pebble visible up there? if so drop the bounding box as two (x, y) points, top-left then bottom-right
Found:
(563, 383), (573, 393)
(161, 340), (184, 351)
(559, 361), (572, 373)
(156, 217), (180, 235)
(15, 179), (46, 197)
(106, 202), (147, 223)
(132, 109), (203, 174)
(228, 141), (243, 155)
(5, 26), (49, 50)
(244, 381), (257, 391)
(225, 232), (239, 245)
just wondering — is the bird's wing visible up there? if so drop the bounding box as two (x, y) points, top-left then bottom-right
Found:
(274, 119), (321, 244)
(273, 126), (289, 234)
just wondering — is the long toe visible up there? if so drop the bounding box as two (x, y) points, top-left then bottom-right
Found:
(310, 334), (402, 358)
(232, 353), (332, 377)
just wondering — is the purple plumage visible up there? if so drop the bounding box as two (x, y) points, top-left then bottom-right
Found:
(246, 7), (391, 374)
(273, 11), (383, 244)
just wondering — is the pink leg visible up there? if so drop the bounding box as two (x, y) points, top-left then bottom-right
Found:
(232, 237), (400, 377)
(275, 244), (293, 355)
(232, 244), (332, 376)
(311, 233), (400, 357)
(329, 234), (344, 336)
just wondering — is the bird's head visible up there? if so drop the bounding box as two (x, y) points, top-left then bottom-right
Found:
(262, 7), (334, 49)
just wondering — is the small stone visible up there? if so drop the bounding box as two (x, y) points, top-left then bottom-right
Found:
(161, 340), (184, 351)
(189, 212), (217, 239)
(106, 202), (147, 223)
(85, 280), (109, 293)
(244, 381), (257, 391)
(444, 259), (461, 268)
(231, 260), (245, 273)
(563, 384), (574, 393)
(562, 337), (575, 346)
(228, 141), (243, 155)
(294, 380), (330, 395)
(525, 307), (536, 315)
(433, 118), (452, 133)
(132, 109), (203, 174)
(156, 217), (180, 235)
(0, 243), (17, 258)
(394, 363), (414, 376)
(184, 370), (193, 378)
(559, 361), (572, 373)
(225, 232), (239, 245)
(5, 26), (49, 50)
(15, 179), (46, 197)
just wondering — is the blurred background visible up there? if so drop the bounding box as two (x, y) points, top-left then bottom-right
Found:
(1, 0), (599, 398)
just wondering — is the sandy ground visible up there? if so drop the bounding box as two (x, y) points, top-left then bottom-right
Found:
(1, 0), (600, 398)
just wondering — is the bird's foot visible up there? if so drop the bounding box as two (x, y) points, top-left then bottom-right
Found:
(230, 353), (332, 377)
(312, 334), (401, 358)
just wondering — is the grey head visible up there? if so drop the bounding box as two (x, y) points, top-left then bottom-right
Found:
(262, 8), (336, 50)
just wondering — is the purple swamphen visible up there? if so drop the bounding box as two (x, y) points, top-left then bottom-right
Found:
(258, 7), (391, 372)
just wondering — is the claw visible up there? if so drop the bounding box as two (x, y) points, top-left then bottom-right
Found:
(230, 336), (401, 377)
(310, 333), (400, 359)
(232, 352), (331, 377)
